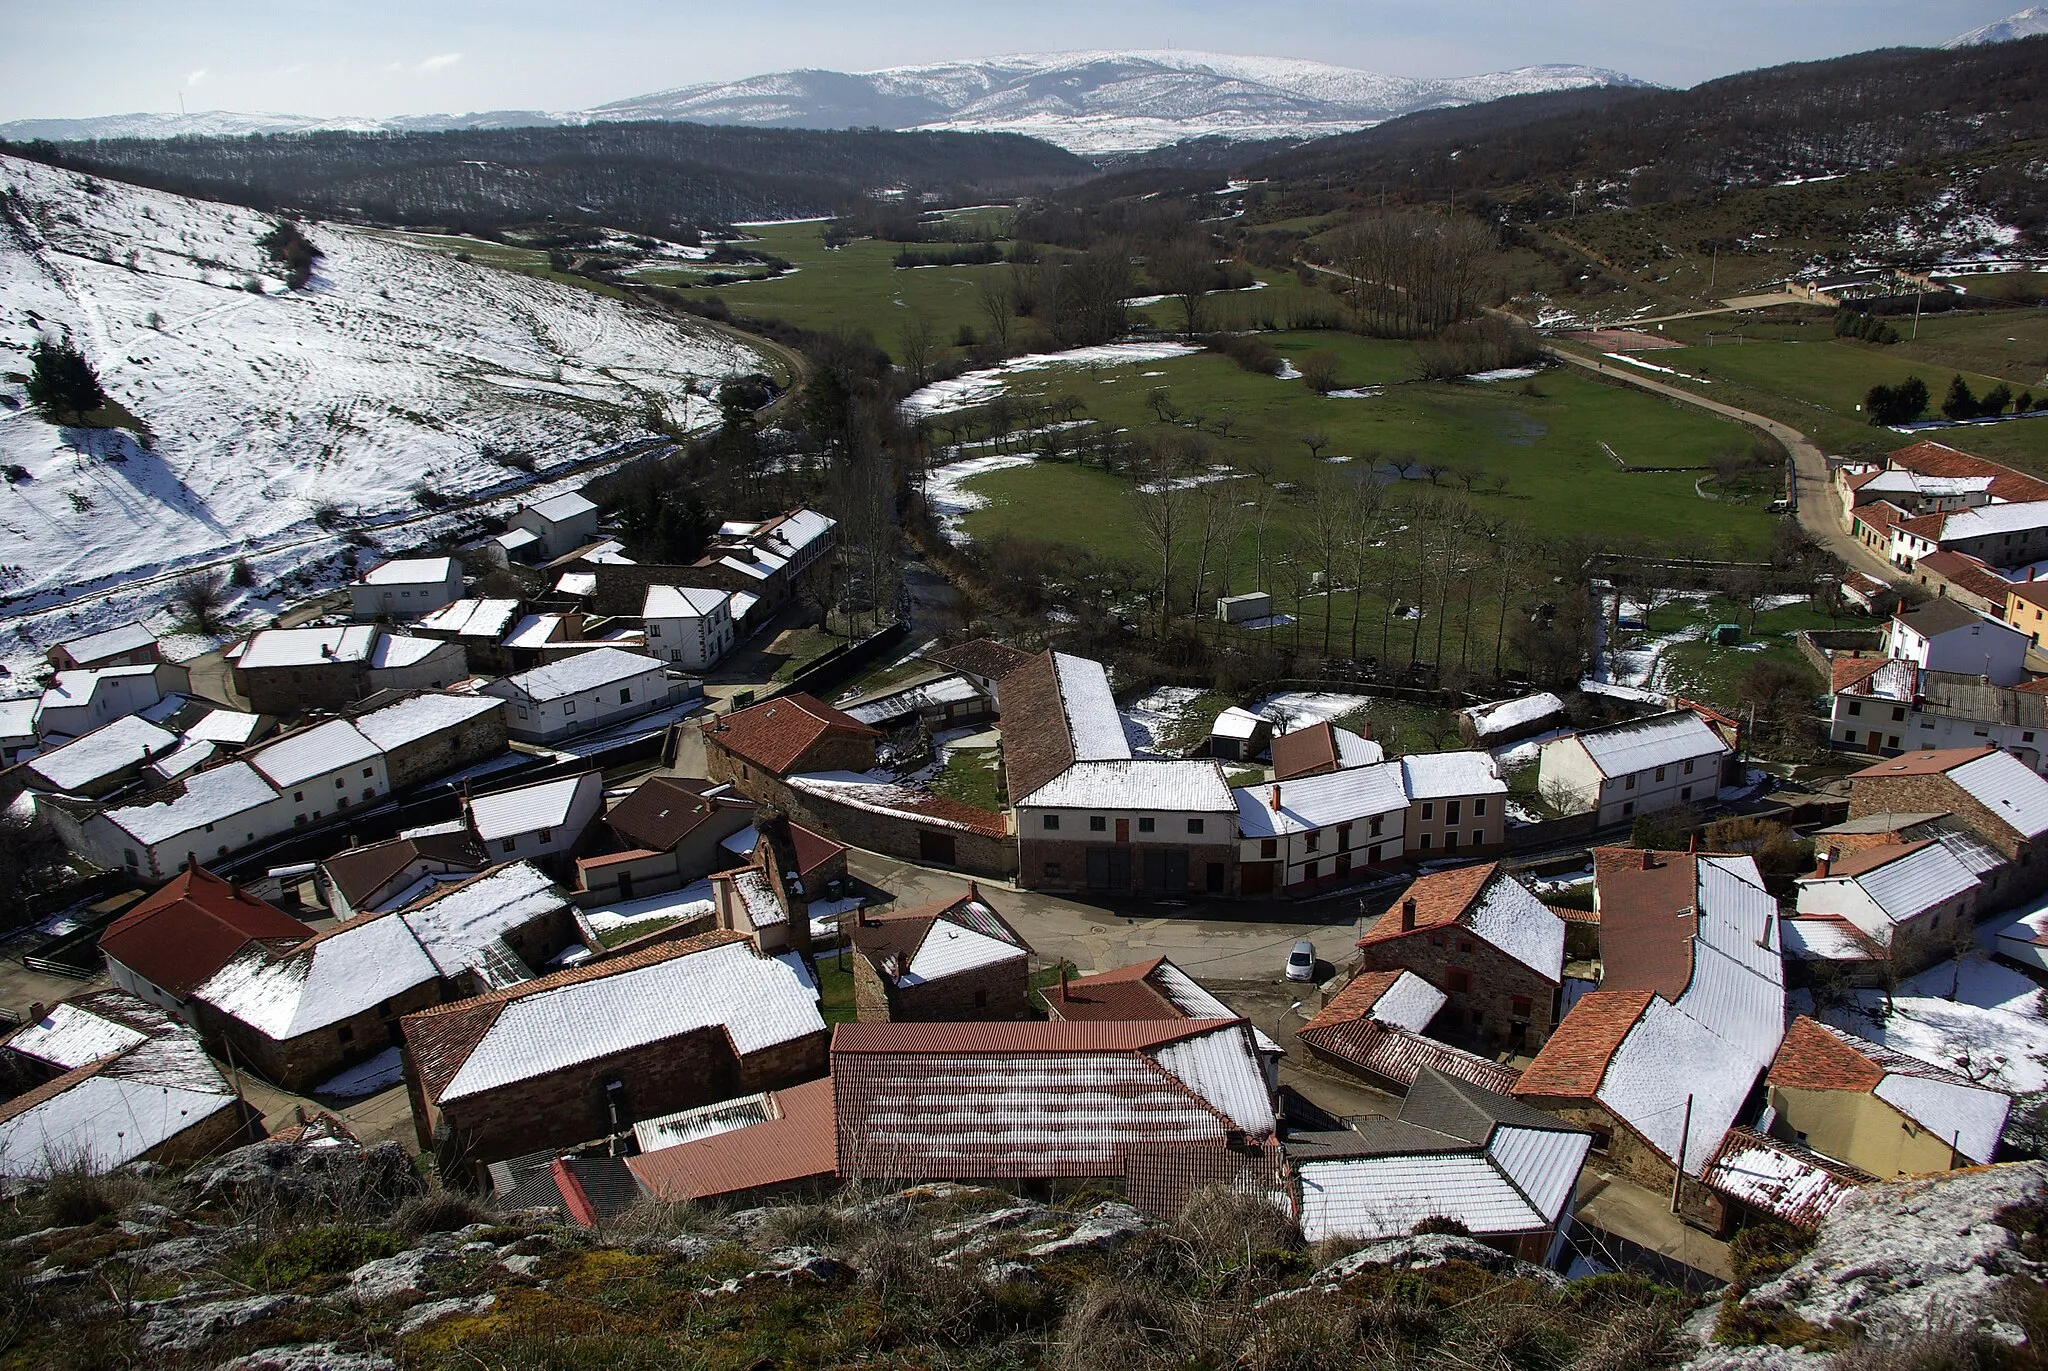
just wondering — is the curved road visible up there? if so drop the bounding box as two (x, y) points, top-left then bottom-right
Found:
(1544, 345), (1895, 583)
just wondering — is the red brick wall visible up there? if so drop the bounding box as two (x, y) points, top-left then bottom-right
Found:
(1357, 928), (1558, 1051)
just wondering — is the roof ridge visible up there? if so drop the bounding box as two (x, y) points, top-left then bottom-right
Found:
(408, 928), (752, 1022)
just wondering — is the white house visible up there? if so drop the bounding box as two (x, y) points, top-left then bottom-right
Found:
(1882, 600), (2031, 688)
(1535, 710), (1731, 826)
(507, 491), (600, 561)
(35, 663), (190, 742)
(466, 771), (605, 863)
(0, 698), (38, 765)
(481, 648), (672, 742)
(1831, 661), (2048, 769)
(1795, 839), (1982, 953)
(22, 715), (180, 797)
(1232, 762), (1408, 895)
(349, 557), (465, 620)
(1400, 751), (1508, 856)
(246, 719), (390, 830)
(642, 585), (735, 671)
(1890, 500), (2048, 572)
(69, 761), (287, 878)
(1014, 759), (1241, 896)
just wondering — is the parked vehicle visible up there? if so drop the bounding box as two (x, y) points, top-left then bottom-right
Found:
(1286, 940), (1317, 982)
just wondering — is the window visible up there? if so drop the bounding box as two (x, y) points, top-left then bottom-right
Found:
(1473, 798), (1486, 816)
(363, 788), (375, 801)
(124, 849), (139, 868)
(1624, 775), (1636, 791)
(1304, 830), (1320, 852)
(1683, 759), (1695, 775)
(293, 815), (307, 827)
(1848, 701), (1863, 716)
(1304, 860), (1319, 880)
(1429, 932), (1445, 947)
(335, 777), (345, 789)
(1893, 707), (1906, 722)
(1044, 862), (1061, 878)
(1889, 735), (1901, 749)
(1511, 995), (1533, 1018)
(1369, 815), (1383, 837)
(974, 989), (987, 1008)
(338, 1025), (354, 1044)
(619, 688), (632, 704)
(1260, 838), (1278, 859)
(1446, 800), (1461, 825)
(1420, 801), (1434, 820)
(564, 700), (576, 715)
(648, 623), (661, 637)
(1622, 801), (1635, 817)
(1044, 814), (1060, 831)
(2028, 732), (2038, 743)
(1681, 786), (1692, 801)
(363, 766), (374, 778)
(1471, 831), (1484, 847)
(1090, 815), (1107, 833)
(1589, 1128), (1613, 1153)
(1458, 938), (1473, 954)
(1446, 967), (1472, 993)
(1369, 845), (1382, 862)
(539, 827), (553, 843)
(501, 838), (517, 854)
(1418, 833), (1432, 851)
(338, 796), (350, 810)
(1655, 766), (1667, 782)
(1138, 817), (1155, 834)
(1188, 818), (1205, 835)
(293, 790), (305, 803)
(1445, 832), (1460, 851)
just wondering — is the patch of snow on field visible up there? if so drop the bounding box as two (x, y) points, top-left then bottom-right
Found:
(922, 453), (1036, 543)
(900, 342), (1201, 416)
(1468, 367), (1542, 382)
(1326, 387), (1383, 399)
(1121, 685), (1206, 757)
(0, 153), (760, 648)
(1251, 691), (1371, 730)
(1603, 352), (1710, 383)
(1136, 466), (1244, 494)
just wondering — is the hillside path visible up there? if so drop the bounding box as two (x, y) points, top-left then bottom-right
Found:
(1543, 344), (1895, 582)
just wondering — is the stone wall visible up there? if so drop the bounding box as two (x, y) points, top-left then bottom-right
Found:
(200, 977), (447, 1094)
(853, 953), (1030, 1023)
(1850, 772), (2048, 904)
(236, 661), (366, 715)
(784, 788), (1017, 880)
(380, 708), (510, 791)
(431, 1026), (827, 1179)
(144, 1098), (263, 1167)
(1358, 929), (1558, 1052)
(1016, 837), (1235, 897)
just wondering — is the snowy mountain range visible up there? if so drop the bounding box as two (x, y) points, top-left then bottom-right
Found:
(1946, 6), (2048, 46)
(0, 50), (1650, 155)
(0, 153), (759, 652)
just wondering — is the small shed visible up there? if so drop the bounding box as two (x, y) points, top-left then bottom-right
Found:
(1208, 706), (1272, 762)
(1216, 592), (1273, 625)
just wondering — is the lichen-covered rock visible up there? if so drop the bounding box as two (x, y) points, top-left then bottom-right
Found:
(345, 1246), (459, 1302)
(216, 1343), (396, 1371)
(931, 1202), (1045, 1253)
(131, 1224), (253, 1272)
(185, 1140), (423, 1218)
(140, 1294), (300, 1351)
(1020, 1203), (1148, 1261)
(1311, 1233), (1564, 1288)
(396, 1292), (495, 1335)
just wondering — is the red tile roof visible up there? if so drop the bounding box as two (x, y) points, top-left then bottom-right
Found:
(992, 651), (1076, 804)
(790, 823), (847, 880)
(1888, 440), (2048, 505)
(1700, 1126), (1872, 1229)
(1592, 849), (1700, 1000)
(1920, 551), (2014, 607)
(1295, 1015), (1521, 1096)
(831, 1018), (1225, 1055)
(1831, 657), (1888, 694)
(923, 639), (1032, 682)
(1272, 722), (1341, 781)
(1821, 839), (1933, 880)
(1043, 958), (1182, 1023)
(1767, 1016), (1886, 1094)
(604, 774), (734, 851)
(1299, 969), (1408, 1035)
(627, 1076), (837, 1202)
(97, 865), (313, 997)
(1850, 746), (1996, 779)
(703, 693), (878, 776)
(1359, 863), (1499, 945)
(1514, 991), (1653, 1100)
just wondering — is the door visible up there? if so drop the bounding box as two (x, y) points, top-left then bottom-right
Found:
(1240, 862), (1276, 895)
(919, 830), (957, 866)
(1143, 850), (1189, 893)
(1205, 862), (1225, 894)
(1115, 818), (1130, 843)
(617, 870), (634, 901)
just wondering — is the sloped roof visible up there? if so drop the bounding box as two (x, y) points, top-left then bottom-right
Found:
(352, 692), (502, 750)
(25, 715), (178, 792)
(1885, 440), (2048, 505)
(102, 761), (280, 847)
(468, 773), (599, 842)
(405, 932), (823, 1104)
(606, 774), (736, 851)
(238, 626), (377, 670)
(1296, 1013), (1522, 1096)
(1234, 762), (1408, 837)
(98, 865), (312, 998)
(357, 556), (456, 587)
(1918, 551), (2013, 605)
(1831, 656), (1889, 694)
(923, 638), (1033, 683)
(1361, 864), (1565, 982)
(1400, 751), (1507, 800)
(1768, 1017), (2009, 1164)
(627, 1076), (837, 1203)
(319, 832), (486, 909)
(1571, 710), (1729, 778)
(1700, 1126), (1872, 1229)
(831, 1018), (1275, 1180)
(1047, 957), (1282, 1057)
(248, 719), (379, 788)
(1019, 758), (1235, 811)
(644, 584), (730, 618)
(706, 693), (878, 775)
(996, 651), (1132, 803)
(54, 621), (156, 666)
(522, 491), (598, 523)
(1514, 991), (1655, 1098)
(786, 772), (1008, 837)
(1895, 598), (1997, 639)
(851, 894), (1032, 987)
(1804, 839), (1980, 924)
(495, 648), (663, 703)
(1270, 721), (1383, 780)
(1301, 969), (1447, 1037)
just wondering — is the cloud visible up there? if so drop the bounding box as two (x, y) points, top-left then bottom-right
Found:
(186, 68), (208, 87)
(383, 60), (404, 73)
(415, 52), (463, 74)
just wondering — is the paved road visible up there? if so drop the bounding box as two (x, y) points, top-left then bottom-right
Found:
(1545, 344), (1895, 583)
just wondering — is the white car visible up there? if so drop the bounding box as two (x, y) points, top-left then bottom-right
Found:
(1285, 940), (1317, 983)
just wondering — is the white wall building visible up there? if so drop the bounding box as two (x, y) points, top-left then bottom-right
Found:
(508, 492), (600, 561)
(1882, 600), (2031, 688)
(466, 771), (605, 863)
(642, 585), (735, 671)
(1795, 839), (1982, 951)
(35, 663), (190, 742)
(481, 648), (672, 742)
(1536, 711), (1731, 827)
(246, 719), (390, 830)
(1232, 763), (1409, 893)
(349, 557), (465, 619)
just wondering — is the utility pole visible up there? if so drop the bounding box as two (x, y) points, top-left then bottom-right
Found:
(1708, 244), (1718, 299)
(1669, 1094), (1695, 1214)
(1913, 289), (1924, 342)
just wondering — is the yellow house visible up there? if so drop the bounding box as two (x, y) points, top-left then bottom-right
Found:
(1764, 1017), (2008, 1178)
(2006, 580), (2048, 648)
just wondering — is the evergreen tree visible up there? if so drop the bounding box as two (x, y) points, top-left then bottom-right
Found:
(25, 338), (107, 419)
(1943, 375), (1979, 421)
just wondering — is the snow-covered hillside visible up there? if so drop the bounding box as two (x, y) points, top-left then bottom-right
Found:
(0, 154), (759, 619)
(0, 50), (1648, 156)
(1945, 5), (2048, 46)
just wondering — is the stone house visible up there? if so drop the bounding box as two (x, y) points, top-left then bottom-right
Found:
(349, 557), (465, 620)
(414, 598), (522, 676)
(1763, 1016), (2008, 1179)
(701, 693), (880, 803)
(351, 692), (509, 791)
(1357, 863), (1565, 1052)
(98, 864), (314, 1023)
(783, 772), (1012, 876)
(848, 888), (1032, 1023)
(55, 760), (288, 880)
(1848, 745), (2048, 906)
(232, 627), (465, 715)
(573, 774), (757, 905)
(1294, 968), (1522, 1098)
(401, 931), (828, 1182)
(1399, 751), (1508, 858)
(707, 815), (818, 957)
(48, 622), (160, 672)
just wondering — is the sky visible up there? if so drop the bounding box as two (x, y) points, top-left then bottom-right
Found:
(0, 0), (2029, 122)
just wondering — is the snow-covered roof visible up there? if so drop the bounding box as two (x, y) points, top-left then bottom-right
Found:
(399, 863), (567, 979)
(105, 761), (280, 846)
(1295, 1121), (1589, 1242)
(1211, 706), (1267, 740)
(494, 528), (541, 552)
(899, 918), (1023, 984)
(0, 1027), (237, 1178)
(0, 698), (37, 741)
(1234, 762), (1407, 836)
(468, 773), (595, 841)
(1143, 960), (1285, 1056)
(151, 739), (218, 782)
(1400, 750), (1506, 800)
(181, 708), (265, 745)
(436, 939), (823, 1103)
(1366, 970), (1450, 1034)
(785, 772), (1008, 837)
(1779, 916), (1879, 962)
(1940, 501), (2048, 541)
(1020, 759), (1236, 811)
(1875, 1070), (2007, 1165)
(522, 491), (597, 523)
(1332, 727), (1383, 767)
(1862, 470), (1994, 498)
(842, 673), (981, 725)
(1950, 749), (2048, 838)
(1465, 873), (1568, 981)
(500, 613), (564, 650)
(26, 715), (177, 792)
(357, 556), (456, 586)
(1700, 1129), (1866, 1228)
(196, 914), (438, 1040)
(493, 648), (664, 702)
(1815, 841), (1980, 925)
(249, 720), (380, 788)
(1150, 1027), (1276, 1134)
(556, 572), (597, 597)
(420, 598), (520, 638)
(369, 635), (446, 670)
(55, 622), (156, 666)
(644, 584), (730, 618)
(353, 692), (502, 751)
(754, 508), (835, 557)
(238, 625), (378, 670)
(39, 664), (160, 711)
(1052, 652), (1130, 763)
(4, 1001), (148, 1070)
(1570, 710), (1729, 778)
(1463, 692), (1564, 738)
(727, 868), (787, 929)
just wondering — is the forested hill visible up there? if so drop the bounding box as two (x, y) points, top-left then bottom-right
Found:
(2, 121), (1092, 232)
(1244, 37), (2048, 214)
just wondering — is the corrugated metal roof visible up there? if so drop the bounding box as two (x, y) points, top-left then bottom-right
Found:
(1296, 1153), (1542, 1242)
(1020, 758), (1235, 811)
(1844, 841), (1981, 924)
(400, 862), (566, 978)
(249, 720), (379, 788)
(1149, 1025), (1277, 1134)
(1490, 1124), (1589, 1222)
(1951, 749), (2048, 838)
(468, 773), (598, 841)
(1701, 1127), (1870, 1228)
(628, 1076), (837, 1202)
(633, 1090), (774, 1153)
(1574, 711), (1729, 778)
(1234, 761), (1407, 836)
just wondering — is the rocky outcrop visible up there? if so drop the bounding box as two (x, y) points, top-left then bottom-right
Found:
(184, 1139), (423, 1218)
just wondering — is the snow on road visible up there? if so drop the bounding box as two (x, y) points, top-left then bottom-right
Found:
(0, 153), (762, 658)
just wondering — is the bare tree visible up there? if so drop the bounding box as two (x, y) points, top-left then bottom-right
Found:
(1299, 432), (1331, 462)
(1240, 449), (1279, 585)
(1189, 478), (1246, 612)
(1151, 234), (1217, 339)
(977, 272), (1017, 354)
(1300, 352), (1341, 395)
(1132, 443), (1195, 638)
(175, 569), (231, 633)
(899, 314), (937, 388)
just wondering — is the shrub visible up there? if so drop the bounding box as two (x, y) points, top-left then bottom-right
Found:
(25, 337), (108, 420)
(311, 498), (347, 530)
(1867, 376), (1930, 425)
(258, 221), (323, 289)
(1410, 1214), (1473, 1237)
(412, 482), (452, 509)
(1056, 1280), (1188, 1371)
(174, 569), (231, 632)
(230, 557), (255, 588)
(40, 1167), (123, 1228)
(1415, 315), (1542, 380)
(1299, 351), (1342, 394)
(1729, 1220), (1815, 1284)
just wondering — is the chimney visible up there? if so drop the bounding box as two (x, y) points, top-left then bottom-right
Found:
(1688, 832), (1699, 854)
(1639, 848), (1653, 871)
(1059, 962), (1071, 1002)
(26, 1003), (45, 1026)
(1816, 852), (1832, 878)
(2032, 567), (2038, 582)
(1270, 784), (1282, 812)
(967, 881), (980, 904)
(1400, 897), (1417, 932)
(1759, 912), (1776, 949)
(857, 903), (873, 928)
